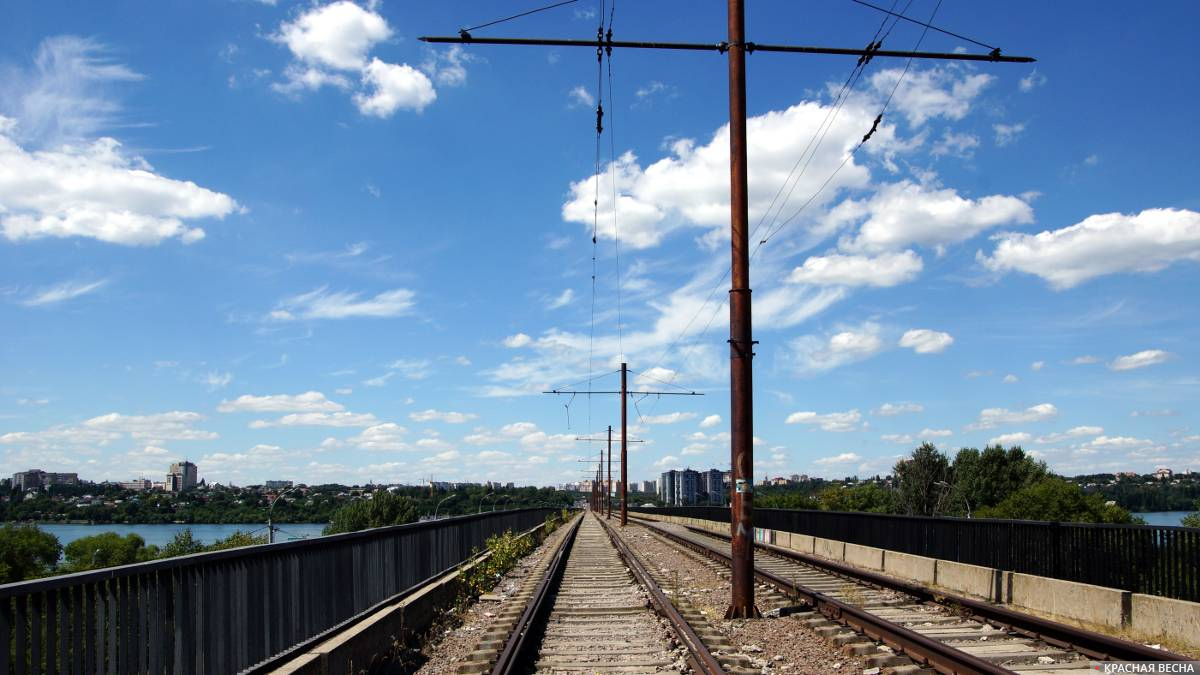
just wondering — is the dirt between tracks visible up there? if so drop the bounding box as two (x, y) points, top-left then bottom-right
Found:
(618, 522), (868, 675)
(414, 518), (577, 675)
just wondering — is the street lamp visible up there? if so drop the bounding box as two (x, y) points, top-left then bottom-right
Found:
(934, 480), (971, 518)
(434, 493), (456, 520)
(494, 495), (511, 511)
(478, 490), (493, 514)
(267, 485), (299, 544)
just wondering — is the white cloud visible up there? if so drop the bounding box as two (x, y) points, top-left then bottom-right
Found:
(354, 59), (436, 116)
(867, 66), (993, 126)
(642, 412), (696, 425)
(388, 358), (432, 380)
(83, 411), (218, 440)
(1069, 355), (1101, 365)
(1089, 435), (1153, 449)
(249, 411), (378, 428)
(899, 329), (953, 354)
(204, 371), (233, 390)
(699, 414), (721, 429)
(836, 181), (1033, 254)
(335, 387), (353, 395)
(930, 130), (979, 158)
(882, 428), (952, 444)
(1036, 426), (1103, 444)
(988, 431), (1031, 446)
(567, 85), (594, 108)
(454, 355), (471, 366)
(993, 122), (1025, 146)
(873, 402), (924, 417)
(1108, 349), (1172, 372)
(272, 1), (391, 71)
(969, 403), (1057, 430)
(546, 288), (574, 310)
(420, 46), (472, 87)
(787, 250), (922, 287)
(787, 322), (884, 374)
(654, 454), (680, 468)
(0, 126), (238, 246)
(271, 286), (415, 320)
(1031, 361), (1045, 372)
(979, 208), (1200, 289)
(1019, 69), (1047, 92)
(503, 333), (532, 348)
(20, 279), (107, 306)
(1002, 374), (1018, 384)
(785, 409), (862, 433)
(346, 423), (408, 451)
(409, 409), (477, 424)
(363, 372), (394, 387)
(814, 452), (860, 465)
(218, 391), (343, 413)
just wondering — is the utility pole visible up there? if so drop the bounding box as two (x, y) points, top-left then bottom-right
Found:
(606, 425), (613, 519)
(424, 1), (1033, 618)
(620, 363), (628, 525)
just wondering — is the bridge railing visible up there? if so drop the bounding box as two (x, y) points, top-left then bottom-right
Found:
(0, 508), (556, 674)
(631, 506), (1200, 602)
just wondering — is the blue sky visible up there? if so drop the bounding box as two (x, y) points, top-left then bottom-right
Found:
(2, 1), (1198, 488)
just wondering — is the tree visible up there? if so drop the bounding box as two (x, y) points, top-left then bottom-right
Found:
(976, 477), (1136, 523)
(1183, 499), (1200, 529)
(160, 529), (206, 558)
(894, 443), (950, 516)
(0, 523), (61, 583)
(208, 530), (268, 551)
(62, 532), (155, 572)
(817, 483), (897, 513)
(324, 491), (418, 535)
(951, 445), (1046, 513)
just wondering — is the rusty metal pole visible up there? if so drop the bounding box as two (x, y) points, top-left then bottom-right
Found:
(620, 363), (628, 525)
(606, 426), (613, 519)
(725, 0), (759, 619)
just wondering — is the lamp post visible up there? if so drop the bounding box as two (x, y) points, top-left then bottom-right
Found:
(478, 491), (493, 514)
(267, 485), (299, 544)
(494, 495), (511, 511)
(934, 480), (971, 518)
(434, 493), (456, 520)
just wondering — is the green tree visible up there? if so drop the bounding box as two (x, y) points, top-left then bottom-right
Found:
(1182, 499), (1200, 529)
(894, 443), (950, 516)
(208, 530), (268, 551)
(62, 532), (155, 572)
(0, 523), (62, 583)
(160, 529), (206, 558)
(951, 445), (1047, 514)
(324, 490), (418, 535)
(976, 477), (1136, 523)
(817, 483), (897, 513)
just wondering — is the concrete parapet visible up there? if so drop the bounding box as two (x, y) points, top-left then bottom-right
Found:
(843, 543), (884, 571)
(882, 550), (936, 585)
(1129, 593), (1200, 648)
(814, 537), (845, 561)
(788, 534), (815, 554)
(1007, 572), (1128, 629)
(774, 530), (792, 549)
(935, 560), (1000, 601)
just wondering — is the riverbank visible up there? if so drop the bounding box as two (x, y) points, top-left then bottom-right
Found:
(22, 522), (328, 548)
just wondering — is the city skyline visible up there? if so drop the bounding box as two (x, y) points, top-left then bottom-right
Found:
(2, 2), (1198, 486)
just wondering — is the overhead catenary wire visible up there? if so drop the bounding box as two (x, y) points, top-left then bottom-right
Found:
(459, 0), (579, 37)
(848, 0), (997, 52)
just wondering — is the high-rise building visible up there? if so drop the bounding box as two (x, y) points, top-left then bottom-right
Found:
(701, 468), (725, 504)
(12, 469), (79, 490)
(121, 478), (153, 491)
(167, 461), (198, 492)
(640, 479), (656, 494)
(659, 470), (677, 504)
(265, 480), (293, 490)
(675, 469), (700, 505)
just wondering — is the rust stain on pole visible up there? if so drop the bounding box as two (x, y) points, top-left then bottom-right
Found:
(725, 0), (759, 619)
(620, 363), (628, 526)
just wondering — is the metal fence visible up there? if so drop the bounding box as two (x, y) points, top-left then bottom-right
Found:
(631, 506), (1200, 602)
(0, 508), (555, 674)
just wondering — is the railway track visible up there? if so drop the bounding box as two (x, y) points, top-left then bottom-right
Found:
(634, 517), (1190, 675)
(464, 512), (725, 674)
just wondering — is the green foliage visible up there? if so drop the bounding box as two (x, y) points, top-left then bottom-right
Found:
(757, 490), (820, 510)
(160, 529), (206, 558)
(0, 523), (61, 583)
(462, 530), (534, 598)
(816, 483), (896, 513)
(976, 477), (1136, 523)
(207, 530), (268, 551)
(62, 532), (156, 572)
(323, 490), (419, 535)
(951, 445), (1047, 514)
(1182, 499), (1200, 529)
(894, 443), (950, 516)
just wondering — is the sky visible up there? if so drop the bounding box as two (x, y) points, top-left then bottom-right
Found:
(1, 1), (1198, 489)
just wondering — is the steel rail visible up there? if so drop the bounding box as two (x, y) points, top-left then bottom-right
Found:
(637, 519), (1015, 675)
(668, 521), (1192, 665)
(490, 514), (583, 675)
(597, 517), (726, 675)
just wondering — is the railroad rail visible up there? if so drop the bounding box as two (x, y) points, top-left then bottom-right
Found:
(478, 512), (725, 675)
(634, 517), (1190, 674)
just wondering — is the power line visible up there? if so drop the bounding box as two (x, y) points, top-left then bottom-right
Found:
(459, 0), (579, 37)
(848, 0), (998, 52)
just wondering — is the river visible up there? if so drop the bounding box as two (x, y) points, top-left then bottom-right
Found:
(1136, 511), (1194, 527)
(30, 522), (328, 548)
